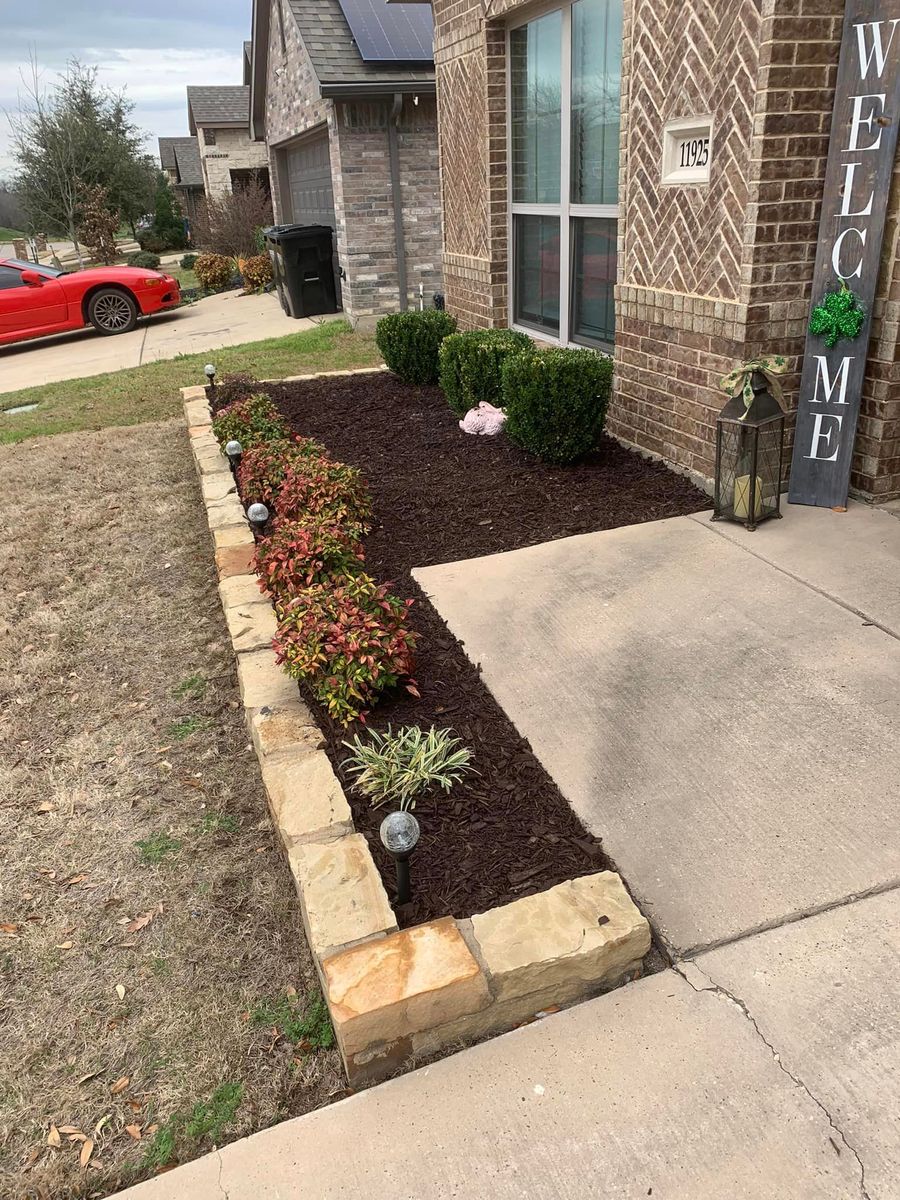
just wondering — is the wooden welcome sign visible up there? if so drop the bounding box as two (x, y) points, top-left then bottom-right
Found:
(789, 4), (900, 508)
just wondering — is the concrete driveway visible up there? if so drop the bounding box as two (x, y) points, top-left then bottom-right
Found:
(0, 290), (313, 394)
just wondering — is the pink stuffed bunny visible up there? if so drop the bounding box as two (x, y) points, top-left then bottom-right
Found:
(459, 402), (507, 436)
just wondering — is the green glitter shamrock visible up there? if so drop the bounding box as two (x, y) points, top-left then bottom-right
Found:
(808, 282), (866, 348)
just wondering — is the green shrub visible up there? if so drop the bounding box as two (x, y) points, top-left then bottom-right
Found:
(503, 349), (613, 465)
(137, 233), (170, 255)
(212, 393), (288, 450)
(375, 309), (457, 385)
(127, 250), (161, 270)
(438, 329), (533, 416)
(181, 253), (198, 270)
(342, 725), (474, 810)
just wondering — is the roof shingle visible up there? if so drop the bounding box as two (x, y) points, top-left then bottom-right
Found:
(158, 136), (204, 187)
(287, 0), (434, 90)
(187, 85), (251, 128)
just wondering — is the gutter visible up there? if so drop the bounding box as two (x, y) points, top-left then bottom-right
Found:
(387, 92), (408, 312)
(320, 80), (435, 98)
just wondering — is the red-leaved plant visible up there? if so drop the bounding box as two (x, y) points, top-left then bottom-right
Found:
(255, 515), (366, 599)
(237, 437), (330, 508)
(275, 458), (373, 529)
(273, 573), (419, 725)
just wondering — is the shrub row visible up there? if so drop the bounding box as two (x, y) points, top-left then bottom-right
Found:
(194, 253), (234, 291)
(376, 310), (615, 465)
(213, 391), (416, 724)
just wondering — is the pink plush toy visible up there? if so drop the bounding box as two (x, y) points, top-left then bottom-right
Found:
(459, 402), (507, 435)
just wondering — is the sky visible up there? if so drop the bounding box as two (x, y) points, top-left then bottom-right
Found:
(0, 0), (252, 178)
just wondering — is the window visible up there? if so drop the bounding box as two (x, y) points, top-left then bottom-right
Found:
(509, 0), (622, 348)
(0, 267), (23, 290)
(203, 128), (217, 146)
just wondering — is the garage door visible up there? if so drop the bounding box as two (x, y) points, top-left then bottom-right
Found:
(285, 135), (335, 228)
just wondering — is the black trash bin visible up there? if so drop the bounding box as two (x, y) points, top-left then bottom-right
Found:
(264, 224), (339, 319)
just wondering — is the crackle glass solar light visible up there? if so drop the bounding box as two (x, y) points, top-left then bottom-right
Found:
(246, 502), (270, 531)
(713, 371), (785, 532)
(204, 363), (216, 380)
(380, 810), (420, 905)
(224, 439), (243, 470)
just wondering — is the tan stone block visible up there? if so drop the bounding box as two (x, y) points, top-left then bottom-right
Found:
(182, 385), (209, 403)
(236, 649), (298, 710)
(216, 543), (256, 579)
(322, 917), (491, 1057)
(289, 835), (396, 960)
(470, 872), (650, 1003)
(219, 573), (266, 610)
(183, 396), (211, 425)
(224, 600), (277, 654)
(213, 525), (255, 551)
(207, 496), (245, 531)
(261, 751), (352, 847)
(250, 701), (323, 758)
(200, 472), (237, 506)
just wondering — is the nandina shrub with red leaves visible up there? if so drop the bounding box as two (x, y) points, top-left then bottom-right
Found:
(255, 515), (366, 599)
(237, 437), (330, 508)
(273, 574), (418, 725)
(212, 394), (288, 449)
(276, 458), (373, 529)
(210, 371), (260, 414)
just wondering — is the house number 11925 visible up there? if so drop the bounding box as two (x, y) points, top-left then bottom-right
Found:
(678, 137), (710, 169)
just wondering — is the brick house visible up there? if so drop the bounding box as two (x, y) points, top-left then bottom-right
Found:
(187, 85), (271, 199)
(248, 0), (443, 326)
(157, 136), (205, 222)
(431, 0), (900, 502)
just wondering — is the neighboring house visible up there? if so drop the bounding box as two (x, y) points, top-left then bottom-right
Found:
(430, 0), (900, 502)
(187, 85), (271, 200)
(249, 0), (443, 327)
(157, 136), (205, 223)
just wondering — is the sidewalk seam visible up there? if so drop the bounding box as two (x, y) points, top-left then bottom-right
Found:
(675, 961), (870, 1200)
(688, 511), (900, 642)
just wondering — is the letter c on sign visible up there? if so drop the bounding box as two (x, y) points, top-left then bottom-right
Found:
(831, 227), (867, 279)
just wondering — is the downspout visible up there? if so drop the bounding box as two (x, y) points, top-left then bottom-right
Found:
(388, 92), (408, 311)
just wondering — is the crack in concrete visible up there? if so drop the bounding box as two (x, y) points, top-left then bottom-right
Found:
(675, 962), (871, 1200)
(215, 1148), (229, 1200)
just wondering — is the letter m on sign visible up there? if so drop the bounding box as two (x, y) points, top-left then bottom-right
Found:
(788, 2), (900, 509)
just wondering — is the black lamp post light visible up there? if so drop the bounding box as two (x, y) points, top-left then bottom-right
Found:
(379, 810), (421, 905)
(714, 359), (787, 532)
(246, 502), (270, 533)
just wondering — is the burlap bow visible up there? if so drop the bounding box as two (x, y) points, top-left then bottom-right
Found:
(719, 356), (788, 420)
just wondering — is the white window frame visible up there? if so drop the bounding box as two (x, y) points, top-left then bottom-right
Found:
(506, 0), (620, 351)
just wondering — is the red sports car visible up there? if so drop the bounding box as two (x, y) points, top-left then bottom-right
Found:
(0, 258), (181, 346)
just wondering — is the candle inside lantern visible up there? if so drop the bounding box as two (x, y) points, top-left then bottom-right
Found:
(733, 474), (765, 520)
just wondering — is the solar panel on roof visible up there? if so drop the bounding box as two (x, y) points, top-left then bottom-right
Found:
(336, 0), (434, 63)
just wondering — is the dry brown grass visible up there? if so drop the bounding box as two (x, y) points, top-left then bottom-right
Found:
(0, 421), (344, 1200)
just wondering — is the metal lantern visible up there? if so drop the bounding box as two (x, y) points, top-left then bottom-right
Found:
(713, 371), (785, 531)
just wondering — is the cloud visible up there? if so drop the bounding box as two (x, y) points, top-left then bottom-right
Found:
(0, 0), (251, 175)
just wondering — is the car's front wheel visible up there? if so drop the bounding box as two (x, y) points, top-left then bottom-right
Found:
(88, 288), (138, 336)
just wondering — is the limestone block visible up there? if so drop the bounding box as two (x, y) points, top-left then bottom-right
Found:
(289, 835), (396, 960)
(470, 871), (650, 1004)
(213, 525), (255, 551)
(201, 472), (237, 506)
(236, 649), (298, 710)
(207, 495), (245, 531)
(183, 395), (211, 425)
(216, 543), (256, 579)
(195, 447), (230, 477)
(224, 600), (277, 654)
(261, 751), (352, 847)
(250, 701), (323, 758)
(322, 917), (491, 1058)
(219, 573), (266, 610)
(182, 385), (209, 403)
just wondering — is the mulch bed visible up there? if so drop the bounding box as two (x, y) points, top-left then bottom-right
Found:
(261, 371), (707, 927)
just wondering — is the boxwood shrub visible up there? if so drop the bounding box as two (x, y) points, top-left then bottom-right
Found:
(438, 329), (533, 416)
(375, 309), (457, 385)
(127, 250), (161, 270)
(503, 349), (613, 465)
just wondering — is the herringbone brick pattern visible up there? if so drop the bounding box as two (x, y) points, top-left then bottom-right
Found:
(622, 0), (760, 301)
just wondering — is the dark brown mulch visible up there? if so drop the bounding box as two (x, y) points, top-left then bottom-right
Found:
(263, 371), (707, 926)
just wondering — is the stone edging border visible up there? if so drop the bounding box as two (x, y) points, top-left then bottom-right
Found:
(182, 368), (652, 1085)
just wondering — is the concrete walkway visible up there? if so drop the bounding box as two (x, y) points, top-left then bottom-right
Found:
(415, 500), (900, 956)
(113, 500), (900, 1199)
(0, 291), (311, 393)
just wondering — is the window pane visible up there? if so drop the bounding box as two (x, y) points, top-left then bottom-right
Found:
(510, 12), (562, 204)
(514, 215), (560, 334)
(571, 0), (622, 205)
(571, 216), (616, 346)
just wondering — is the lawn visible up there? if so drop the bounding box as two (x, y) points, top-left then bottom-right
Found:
(0, 226), (24, 240)
(0, 318), (380, 444)
(0, 421), (343, 1198)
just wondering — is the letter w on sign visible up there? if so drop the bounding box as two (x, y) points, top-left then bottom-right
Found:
(789, 4), (900, 508)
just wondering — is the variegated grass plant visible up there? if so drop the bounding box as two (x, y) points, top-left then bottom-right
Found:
(341, 725), (475, 811)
